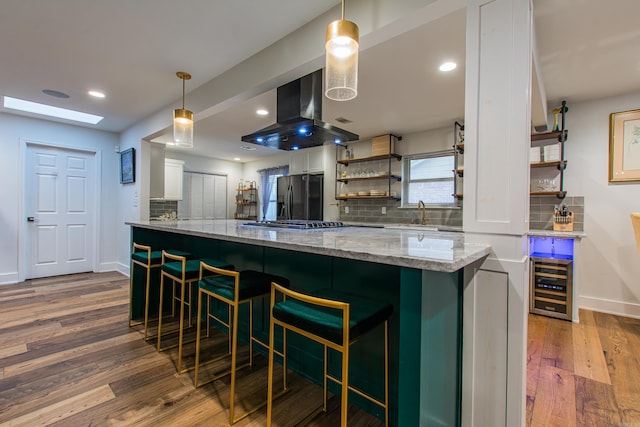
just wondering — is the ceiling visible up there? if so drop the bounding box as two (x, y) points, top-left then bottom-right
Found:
(1, 0), (639, 163)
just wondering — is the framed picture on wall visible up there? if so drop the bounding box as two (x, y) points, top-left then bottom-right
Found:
(609, 109), (640, 182)
(120, 147), (135, 184)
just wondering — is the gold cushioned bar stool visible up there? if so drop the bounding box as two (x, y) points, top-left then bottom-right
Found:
(193, 262), (290, 425)
(157, 251), (234, 374)
(128, 243), (191, 341)
(266, 283), (393, 427)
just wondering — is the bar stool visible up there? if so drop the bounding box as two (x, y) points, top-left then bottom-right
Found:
(266, 283), (393, 427)
(193, 262), (290, 424)
(157, 251), (234, 374)
(128, 243), (191, 341)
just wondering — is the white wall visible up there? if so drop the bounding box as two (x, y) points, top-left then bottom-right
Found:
(0, 112), (120, 284)
(161, 149), (245, 219)
(564, 91), (640, 317)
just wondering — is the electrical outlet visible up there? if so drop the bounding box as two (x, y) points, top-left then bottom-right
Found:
(381, 207), (387, 214)
(345, 206), (349, 214)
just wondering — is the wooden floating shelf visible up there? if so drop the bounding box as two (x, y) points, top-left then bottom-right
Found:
(337, 153), (402, 166)
(531, 161), (560, 168)
(530, 191), (567, 199)
(337, 196), (401, 201)
(336, 174), (401, 183)
(530, 130), (568, 142)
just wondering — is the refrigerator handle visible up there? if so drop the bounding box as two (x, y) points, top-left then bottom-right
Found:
(284, 184), (290, 220)
(287, 184), (293, 219)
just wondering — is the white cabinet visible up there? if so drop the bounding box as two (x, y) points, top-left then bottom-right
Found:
(289, 146), (324, 174)
(149, 144), (184, 200)
(163, 158), (184, 200)
(178, 172), (227, 219)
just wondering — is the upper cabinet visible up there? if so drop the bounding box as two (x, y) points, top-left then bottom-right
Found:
(530, 101), (568, 199)
(150, 143), (184, 200)
(289, 146), (324, 174)
(163, 158), (184, 200)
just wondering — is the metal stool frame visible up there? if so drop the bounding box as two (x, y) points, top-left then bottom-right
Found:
(266, 283), (389, 427)
(194, 263), (286, 425)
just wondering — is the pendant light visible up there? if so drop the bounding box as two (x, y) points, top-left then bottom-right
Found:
(172, 71), (193, 148)
(325, 0), (359, 101)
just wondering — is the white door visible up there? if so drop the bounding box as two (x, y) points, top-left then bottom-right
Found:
(25, 144), (95, 279)
(213, 175), (227, 219)
(202, 174), (215, 219)
(190, 173), (204, 219)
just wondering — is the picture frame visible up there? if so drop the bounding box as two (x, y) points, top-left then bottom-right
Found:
(609, 109), (640, 182)
(120, 147), (135, 184)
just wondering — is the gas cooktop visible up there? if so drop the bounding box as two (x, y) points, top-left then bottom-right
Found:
(244, 220), (346, 229)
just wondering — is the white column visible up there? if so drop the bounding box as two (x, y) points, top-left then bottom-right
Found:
(462, 0), (532, 426)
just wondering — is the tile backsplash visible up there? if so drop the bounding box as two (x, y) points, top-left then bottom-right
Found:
(529, 195), (584, 232)
(337, 195), (584, 232)
(338, 198), (462, 227)
(150, 200), (178, 219)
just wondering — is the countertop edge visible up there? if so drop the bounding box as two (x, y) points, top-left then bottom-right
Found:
(126, 221), (490, 273)
(527, 230), (586, 238)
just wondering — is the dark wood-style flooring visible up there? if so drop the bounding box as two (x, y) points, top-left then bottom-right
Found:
(0, 272), (383, 426)
(2, 271), (639, 426)
(527, 308), (640, 426)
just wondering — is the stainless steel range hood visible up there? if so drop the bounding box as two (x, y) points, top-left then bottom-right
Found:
(241, 70), (359, 151)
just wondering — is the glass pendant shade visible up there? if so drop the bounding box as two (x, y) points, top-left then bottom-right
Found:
(171, 71), (193, 148)
(325, 19), (359, 101)
(173, 108), (193, 148)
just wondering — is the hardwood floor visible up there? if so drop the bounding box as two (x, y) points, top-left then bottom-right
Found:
(0, 272), (383, 427)
(527, 310), (640, 427)
(3, 272), (639, 426)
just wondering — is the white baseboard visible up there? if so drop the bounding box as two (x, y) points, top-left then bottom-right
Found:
(96, 262), (118, 272)
(0, 272), (19, 285)
(578, 295), (640, 319)
(114, 262), (130, 277)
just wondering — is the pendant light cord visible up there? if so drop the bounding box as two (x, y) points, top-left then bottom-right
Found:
(341, 0), (345, 20)
(182, 77), (185, 110)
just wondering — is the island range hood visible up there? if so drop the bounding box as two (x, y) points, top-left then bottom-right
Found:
(241, 70), (359, 151)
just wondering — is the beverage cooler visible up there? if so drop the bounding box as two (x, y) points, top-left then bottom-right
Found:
(529, 236), (574, 321)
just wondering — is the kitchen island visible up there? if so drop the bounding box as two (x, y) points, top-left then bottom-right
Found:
(127, 220), (490, 426)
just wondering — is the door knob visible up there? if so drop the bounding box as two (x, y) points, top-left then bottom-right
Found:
(27, 216), (35, 222)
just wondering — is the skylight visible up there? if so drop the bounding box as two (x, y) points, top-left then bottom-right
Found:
(3, 96), (103, 124)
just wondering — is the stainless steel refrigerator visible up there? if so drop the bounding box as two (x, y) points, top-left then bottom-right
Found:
(277, 174), (323, 220)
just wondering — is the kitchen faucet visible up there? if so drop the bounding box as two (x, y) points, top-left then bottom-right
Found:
(417, 200), (427, 225)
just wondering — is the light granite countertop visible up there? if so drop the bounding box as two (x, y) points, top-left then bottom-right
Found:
(527, 230), (586, 238)
(127, 220), (490, 273)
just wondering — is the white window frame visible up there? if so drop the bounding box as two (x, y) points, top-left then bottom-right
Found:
(402, 150), (456, 207)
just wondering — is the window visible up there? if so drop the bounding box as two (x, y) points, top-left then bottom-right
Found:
(264, 174), (283, 220)
(403, 151), (455, 205)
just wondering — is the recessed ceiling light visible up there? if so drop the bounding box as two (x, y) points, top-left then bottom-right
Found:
(256, 109), (269, 116)
(3, 96), (103, 124)
(241, 145), (257, 151)
(42, 89), (70, 99)
(439, 62), (457, 72)
(233, 157), (241, 161)
(88, 90), (106, 98)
